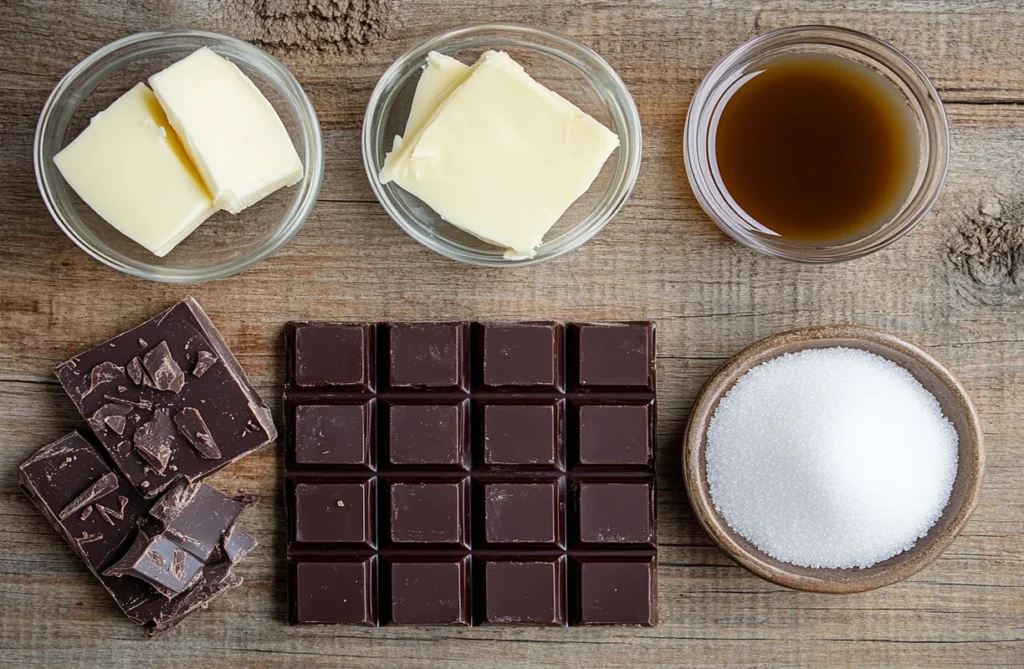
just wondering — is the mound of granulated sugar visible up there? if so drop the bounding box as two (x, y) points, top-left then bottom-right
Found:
(706, 347), (959, 569)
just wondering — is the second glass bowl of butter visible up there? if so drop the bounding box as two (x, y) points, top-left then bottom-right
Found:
(35, 29), (323, 283)
(363, 24), (643, 267)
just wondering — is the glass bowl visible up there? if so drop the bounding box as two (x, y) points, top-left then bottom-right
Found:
(684, 26), (950, 263)
(35, 29), (323, 283)
(362, 24), (642, 267)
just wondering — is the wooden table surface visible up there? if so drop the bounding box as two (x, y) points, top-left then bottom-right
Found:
(2, 1), (1023, 667)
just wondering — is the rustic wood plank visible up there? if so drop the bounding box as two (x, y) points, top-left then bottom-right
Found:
(2, 1), (1023, 667)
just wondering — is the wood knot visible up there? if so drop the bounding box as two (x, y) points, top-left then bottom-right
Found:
(945, 194), (1024, 305)
(251, 0), (392, 53)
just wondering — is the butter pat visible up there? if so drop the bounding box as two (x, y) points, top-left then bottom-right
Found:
(53, 83), (216, 257)
(380, 51), (620, 257)
(149, 47), (303, 214)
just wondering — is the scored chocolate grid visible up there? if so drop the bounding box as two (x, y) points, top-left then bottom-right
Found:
(284, 321), (657, 626)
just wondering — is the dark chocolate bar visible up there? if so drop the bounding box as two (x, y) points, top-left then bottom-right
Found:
(19, 432), (257, 633)
(285, 321), (657, 627)
(54, 297), (276, 498)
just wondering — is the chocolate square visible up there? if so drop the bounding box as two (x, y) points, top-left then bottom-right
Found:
(577, 404), (651, 466)
(293, 323), (372, 389)
(576, 482), (653, 546)
(387, 480), (468, 546)
(385, 323), (466, 389)
(574, 323), (655, 389)
(388, 558), (470, 625)
(294, 559), (376, 625)
(482, 558), (566, 626)
(479, 323), (563, 389)
(480, 480), (564, 547)
(293, 480), (374, 545)
(575, 559), (656, 626)
(386, 402), (467, 468)
(293, 403), (372, 467)
(482, 402), (561, 468)
(54, 298), (277, 498)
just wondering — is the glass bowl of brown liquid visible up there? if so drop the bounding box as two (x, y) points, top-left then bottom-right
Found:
(685, 25), (949, 262)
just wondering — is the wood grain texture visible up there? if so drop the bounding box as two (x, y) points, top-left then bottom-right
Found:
(1, 1), (1023, 667)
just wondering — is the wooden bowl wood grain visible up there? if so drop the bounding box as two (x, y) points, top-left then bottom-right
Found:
(683, 325), (985, 594)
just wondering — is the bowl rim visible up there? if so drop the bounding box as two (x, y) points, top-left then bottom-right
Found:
(34, 28), (324, 283)
(361, 22), (642, 267)
(682, 324), (985, 593)
(683, 25), (951, 263)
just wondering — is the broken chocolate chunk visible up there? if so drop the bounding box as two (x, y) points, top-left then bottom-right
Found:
(133, 409), (176, 475)
(54, 298), (277, 499)
(150, 483), (247, 561)
(174, 407), (222, 460)
(104, 529), (204, 599)
(21, 433), (259, 634)
(142, 341), (185, 393)
(221, 526), (258, 563)
(82, 361), (126, 397)
(59, 471), (118, 520)
(193, 350), (217, 378)
(127, 357), (145, 385)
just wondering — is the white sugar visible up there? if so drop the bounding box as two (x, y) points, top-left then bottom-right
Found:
(706, 347), (959, 569)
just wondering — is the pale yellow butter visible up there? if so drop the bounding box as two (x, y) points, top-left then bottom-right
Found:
(53, 83), (216, 257)
(380, 50), (620, 257)
(404, 52), (471, 138)
(149, 47), (303, 214)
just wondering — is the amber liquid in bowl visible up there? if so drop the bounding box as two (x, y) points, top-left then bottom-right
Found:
(712, 52), (918, 244)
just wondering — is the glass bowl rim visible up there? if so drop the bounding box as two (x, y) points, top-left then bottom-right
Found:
(361, 22), (643, 268)
(684, 24), (951, 264)
(34, 28), (324, 283)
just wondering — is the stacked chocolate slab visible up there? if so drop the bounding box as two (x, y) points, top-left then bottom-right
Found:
(19, 298), (274, 633)
(285, 321), (657, 626)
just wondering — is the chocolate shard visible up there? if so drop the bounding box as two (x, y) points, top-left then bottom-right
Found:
(126, 357), (145, 386)
(142, 341), (185, 393)
(174, 407), (222, 459)
(75, 531), (104, 548)
(193, 350), (218, 378)
(133, 409), (176, 475)
(96, 495), (130, 526)
(59, 472), (118, 520)
(82, 361), (126, 397)
(103, 394), (153, 411)
(88, 403), (132, 436)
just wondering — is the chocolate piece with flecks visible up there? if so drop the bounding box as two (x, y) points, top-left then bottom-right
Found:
(82, 362), (126, 397)
(19, 433), (146, 569)
(55, 297), (277, 498)
(174, 407), (222, 459)
(20, 433), (258, 633)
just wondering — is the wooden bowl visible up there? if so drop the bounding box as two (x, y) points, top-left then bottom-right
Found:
(683, 325), (985, 593)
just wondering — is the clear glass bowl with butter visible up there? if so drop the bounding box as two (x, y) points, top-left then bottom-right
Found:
(363, 24), (642, 267)
(35, 30), (323, 283)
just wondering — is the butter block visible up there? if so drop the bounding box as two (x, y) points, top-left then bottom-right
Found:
(149, 47), (303, 214)
(380, 51), (620, 257)
(53, 83), (216, 258)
